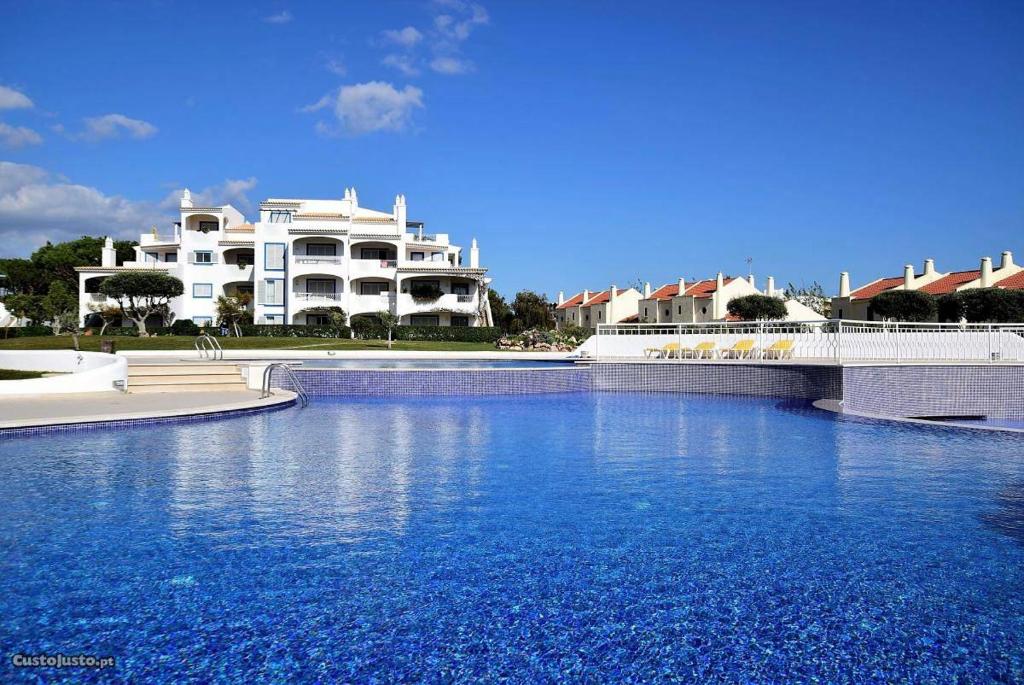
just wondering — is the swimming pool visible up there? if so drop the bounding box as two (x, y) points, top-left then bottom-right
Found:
(2, 393), (1022, 682)
(299, 359), (575, 369)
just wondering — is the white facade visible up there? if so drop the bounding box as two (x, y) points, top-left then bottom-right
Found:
(76, 188), (491, 328)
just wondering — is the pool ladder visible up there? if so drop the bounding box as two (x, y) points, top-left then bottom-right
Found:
(261, 363), (309, 408)
(194, 334), (223, 361)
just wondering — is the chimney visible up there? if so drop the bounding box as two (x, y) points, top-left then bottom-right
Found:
(748, 274), (756, 288)
(716, 272), (724, 290)
(557, 291), (565, 306)
(469, 238), (479, 268)
(839, 272), (850, 298)
(1001, 251), (1015, 270)
(180, 188), (193, 209)
(101, 236), (116, 267)
(393, 193), (407, 229)
(980, 257), (993, 287)
(350, 187), (359, 209)
(923, 258), (935, 276)
(903, 264), (914, 289)
(609, 284), (617, 302)
(582, 289), (591, 303)
(766, 276), (776, 297)
(643, 282), (651, 298)
(677, 277), (686, 296)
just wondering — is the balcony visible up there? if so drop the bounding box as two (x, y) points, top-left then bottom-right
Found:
(398, 293), (478, 315)
(293, 291), (344, 305)
(349, 259), (397, 279)
(294, 255), (343, 265)
(87, 293), (108, 303)
(350, 292), (396, 314)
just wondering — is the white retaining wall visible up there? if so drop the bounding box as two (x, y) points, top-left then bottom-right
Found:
(0, 351), (128, 395)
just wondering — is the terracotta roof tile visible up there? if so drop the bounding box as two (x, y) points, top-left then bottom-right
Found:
(582, 288), (629, 306)
(648, 283), (679, 300)
(919, 270), (980, 295)
(995, 270), (1024, 290)
(556, 291), (589, 310)
(850, 276), (903, 300)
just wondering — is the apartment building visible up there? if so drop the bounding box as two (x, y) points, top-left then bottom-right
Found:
(554, 286), (641, 329)
(831, 251), (1021, 320)
(76, 188), (491, 328)
(636, 273), (769, 324)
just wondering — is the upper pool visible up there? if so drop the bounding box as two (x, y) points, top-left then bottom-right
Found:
(2, 393), (1022, 682)
(297, 358), (575, 369)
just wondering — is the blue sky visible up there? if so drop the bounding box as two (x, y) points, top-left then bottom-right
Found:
(0, 0), (1022, 298)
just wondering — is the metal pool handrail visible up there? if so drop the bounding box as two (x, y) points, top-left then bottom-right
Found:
(194, 334), (223, 361)
(261, 363), (309, 408)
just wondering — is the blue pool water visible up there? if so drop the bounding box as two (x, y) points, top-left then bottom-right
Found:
(301, 359), (574, 369)
(2, 394), (1023, 682)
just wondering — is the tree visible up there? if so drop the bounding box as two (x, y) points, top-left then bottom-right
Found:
(100, 272), (184, 336)
(324, 306), (348, 328)
(0, 258), (47, 295)
(88, 302), (122, 335)
(2, 293), (41, 336)
(41, 281), (78, 335)
(31, 236), (136, 292)
(488, 290), (514, 331)
(510, 290), (555, 332)
(783, 281), (830, 317)
(938, 288), (1024, 323)
(377, 310), (399, 349)
(216, 294), (253, 336)
(727, 294), (788, 321)
(869, 290), (936, 322)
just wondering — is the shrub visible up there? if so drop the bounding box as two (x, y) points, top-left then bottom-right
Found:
(409, 282), (444, 300)
(726, 294), (788, 321)
(238, 324), (352, 339)
(938, 288), (1024, 323)
(869, 290), (937, 322)
(353, 324), (502, 343)
(171, 319), (201, 336)
(1, 324), (54, 338)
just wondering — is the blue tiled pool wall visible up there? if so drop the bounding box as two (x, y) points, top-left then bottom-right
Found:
(273, 367), (593, 395)
(591, 362), (844, 399)
(842, 365), (1024, 419)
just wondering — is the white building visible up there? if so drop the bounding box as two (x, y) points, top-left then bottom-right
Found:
(76, 188), (492, 329)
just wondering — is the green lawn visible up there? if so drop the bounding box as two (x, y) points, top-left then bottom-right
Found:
(0, 368), (45, 380)
(0, 335), (497, 352)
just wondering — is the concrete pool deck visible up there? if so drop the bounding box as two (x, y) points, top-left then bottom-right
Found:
(0, 389), (297, 430)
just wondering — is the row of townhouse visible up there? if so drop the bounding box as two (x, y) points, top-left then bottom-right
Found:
(831, 250), (1023, 320)
(554, 273), (822, 329)
(76, 188), (492, 328)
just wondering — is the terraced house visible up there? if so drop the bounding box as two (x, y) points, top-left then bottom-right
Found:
(831, 251), (1022, 320)
(76, 188), (492, 328)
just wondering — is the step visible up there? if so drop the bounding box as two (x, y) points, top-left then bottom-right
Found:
(127, 364), (240, 376)
(129, 383), (250, 394)
(130, 374), (246, 386)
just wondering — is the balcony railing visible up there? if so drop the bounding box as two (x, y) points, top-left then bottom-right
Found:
(294, 291), (343, 301)
(455, 294), (473, 303)
(294, 255), (343, 265)
(87, 293), (108, 303)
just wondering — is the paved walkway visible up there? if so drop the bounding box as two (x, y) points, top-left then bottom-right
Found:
(0, 390), (295, 430)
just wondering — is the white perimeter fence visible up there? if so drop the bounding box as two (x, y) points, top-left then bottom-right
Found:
(582, 320), (1024, 363)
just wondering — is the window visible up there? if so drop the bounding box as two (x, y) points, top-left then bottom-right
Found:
(143, 252), (157, 263)
(410, 315), (440, 326)
(701, 306), (708, 315)
(198, 221), (219, 233)
(360, 247), (394, 260)
(307, 314), (330, 325)
(598, 311), (603, 320)
(678, 306), (682, 314)
(264, 243), (285, 271)
(236, 284), (254, 296)
(664, 308), (669, 317)
(410, 252), (425, 261)
(193, 283), (213, 298)
(451, 283), (469, 295)
(644, 307), (648, 317)
(165, 252), (178, 263)
(360, 281), (390, 295)
(192, 251), (213, 264)
(306, 243), (337, 256)
(259, 279), (285, 305)
(431, 252), (444, 262)
(268, 210), (292, 224)
(262, 314), (283, 324)
(192, 316), (213, 325)
(451, 316), (469, 327)
(306, 278), (337, 295)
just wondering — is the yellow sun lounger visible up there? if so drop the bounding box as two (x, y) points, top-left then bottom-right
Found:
(644, 342), (680, 359)
(721, 339), (756, 359)
(762, 339), (795, 360)
(681, 341), (717, 359)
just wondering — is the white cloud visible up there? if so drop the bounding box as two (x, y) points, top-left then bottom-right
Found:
(160, 178), (259, 214)
(381, 26), (423, 47)
(325, 58), (347, 76)
(0, 85), (33, 110)
(0, 123), (43, 148)
(433, 0), (489, 42)
(382, 54), (420, 77)
(263, 10), (293, 24)
(0, 161), (166, 255)
(80, 114), (158, 141)
(429, 56), (472, 75)
(304, 82), (424, 136)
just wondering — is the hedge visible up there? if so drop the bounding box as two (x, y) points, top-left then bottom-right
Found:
(0, 324), (54, 338)
(353, 325), (502, 343)
(238, 324), (352, 339)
